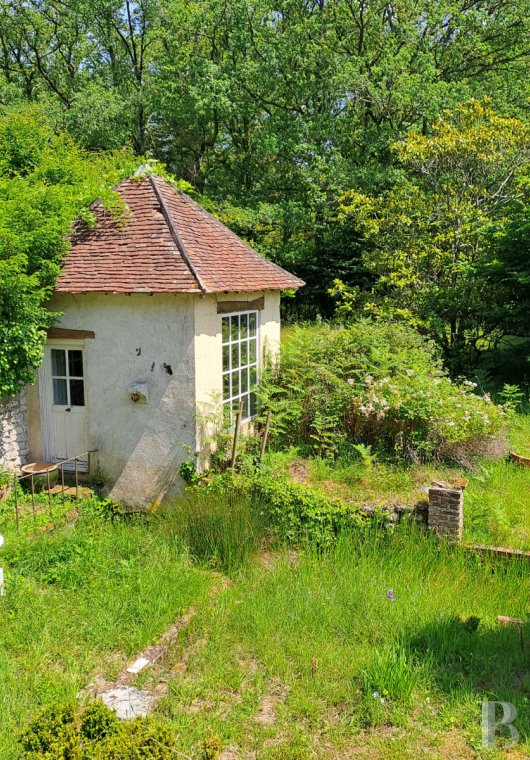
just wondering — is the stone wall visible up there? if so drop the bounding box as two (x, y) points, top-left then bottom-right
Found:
(428, 486), (464, 540)
(0, 393), (29, 470)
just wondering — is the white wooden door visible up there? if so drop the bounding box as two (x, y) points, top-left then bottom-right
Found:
(42, 345), (89, 469)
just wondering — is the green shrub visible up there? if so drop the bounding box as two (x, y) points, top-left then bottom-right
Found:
(80, 701), (120, 742)
(251, 473), (370, 547)
(260, 321), (506, 463)
(20, 701), (175, 759)
(20, 702), (80, 759)
(187, 471), (377, 548)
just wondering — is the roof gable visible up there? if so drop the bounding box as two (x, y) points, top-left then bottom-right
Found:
(55, 176), (304, 295)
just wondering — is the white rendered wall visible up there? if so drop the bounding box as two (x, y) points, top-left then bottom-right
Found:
(27, 293), (196, 509)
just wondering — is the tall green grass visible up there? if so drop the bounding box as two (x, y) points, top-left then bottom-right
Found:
(0, 516), (211, 760)
(164, 525), (530, 757)
(160, 489), (268, 575)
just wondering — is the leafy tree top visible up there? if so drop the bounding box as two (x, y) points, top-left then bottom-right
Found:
(332, 100), (530, 373)
(0, 105), (134, 397)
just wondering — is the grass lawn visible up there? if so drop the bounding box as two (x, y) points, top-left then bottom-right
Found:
(0, 496), (528, 759)
(162, 527), (529, 758)
(0, 509), (212, 759)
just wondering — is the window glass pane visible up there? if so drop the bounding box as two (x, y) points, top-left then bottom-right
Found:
(231, 343), (239, 369)
(222, 345), (230, 372)
(241, 367), (248, 393)
(53, 378), (68, 405)
(240, 313), (248, 338)
(250, 391), (257, 417)
(70, 379), (85, 406)
(221, 311), (259, 421)
(68, 350), (83, 377)
(223, 372), (230, 400)
(249, 338), (257, 364)
(240, 340), (248, 366)
(222, 316), (230, 343)
(230, 315), (239, 341)
(231, 370), (240, 397)
(241, 394), (250, 419)
(51, 349), (66, 377)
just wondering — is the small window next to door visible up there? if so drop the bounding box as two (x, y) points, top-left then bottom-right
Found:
(51, 348), (85, 406)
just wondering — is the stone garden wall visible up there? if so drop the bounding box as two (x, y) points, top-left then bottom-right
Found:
(0, 393), (29, 470)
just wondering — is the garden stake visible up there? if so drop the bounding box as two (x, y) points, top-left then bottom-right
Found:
(31, 475), (36, 521)
(230, 403), (243, 469)
(47, 469), (52, 518)
(259, 410), (272, 462)
(13, 473), (19, 533)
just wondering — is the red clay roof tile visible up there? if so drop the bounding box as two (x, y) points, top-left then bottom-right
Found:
(55, 176), (305, 294)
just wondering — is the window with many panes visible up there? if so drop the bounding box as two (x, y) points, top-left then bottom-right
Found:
(51, 348), (85, 406)
(222, 311), (258, 424)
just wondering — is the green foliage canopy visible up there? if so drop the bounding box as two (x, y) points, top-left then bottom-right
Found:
(333, 101), (530, 372)
(1, 1), (529, 318)
(0, 105), (133, 396)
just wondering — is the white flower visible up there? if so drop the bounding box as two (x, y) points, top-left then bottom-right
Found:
(347, 378), (355, 386)
(364, 375), (374, 384)
(463, 380), (477, 388)
(406, 369), (414, 376)
(433, 378), (441, 385)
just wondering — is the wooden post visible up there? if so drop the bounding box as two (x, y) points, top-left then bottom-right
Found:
(61, 463), (65, 508)
(13, 473), (19, 533)
(31, 475), (36, 523)
(230, 404), (243, 469)
(46, 469), (52, 517)
(259, 410), (272, 462)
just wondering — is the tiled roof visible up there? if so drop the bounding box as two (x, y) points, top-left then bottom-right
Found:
(56, 175), (305, 294)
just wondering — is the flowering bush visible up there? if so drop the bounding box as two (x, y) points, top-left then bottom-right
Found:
(260, 322), (506, 463)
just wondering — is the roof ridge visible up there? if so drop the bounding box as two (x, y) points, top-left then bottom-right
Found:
(148, 175), (207, 293)
(176, 189), (305, 288)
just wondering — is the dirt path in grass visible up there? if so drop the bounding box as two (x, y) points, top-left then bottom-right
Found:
(85, 571), (231, 718)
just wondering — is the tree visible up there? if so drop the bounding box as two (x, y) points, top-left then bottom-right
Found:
(0, 105), (132, 396)
(333, 101), (530, 373)
(492, 201), (530, 338)
(1, 1), (530, 315)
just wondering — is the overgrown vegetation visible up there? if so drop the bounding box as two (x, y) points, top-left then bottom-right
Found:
(260, 321), (507, 462)
(20, 701), (175, 759)
(0, 500), (527, 759)
(331, 100), (530, 373)
(1, 0), (530, 330)
(0, 106), (132, 395)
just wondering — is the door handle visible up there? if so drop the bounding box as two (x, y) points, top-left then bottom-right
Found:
(65, 407), (71, 412)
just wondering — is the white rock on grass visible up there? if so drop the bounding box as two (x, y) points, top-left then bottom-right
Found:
(100, 686), (155, 719)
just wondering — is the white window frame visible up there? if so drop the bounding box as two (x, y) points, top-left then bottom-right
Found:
(222, 310), (259, 424)
(50, 345), (86, 407)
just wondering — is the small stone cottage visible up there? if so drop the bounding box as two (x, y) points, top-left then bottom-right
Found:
(8, 174), (303, 508)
